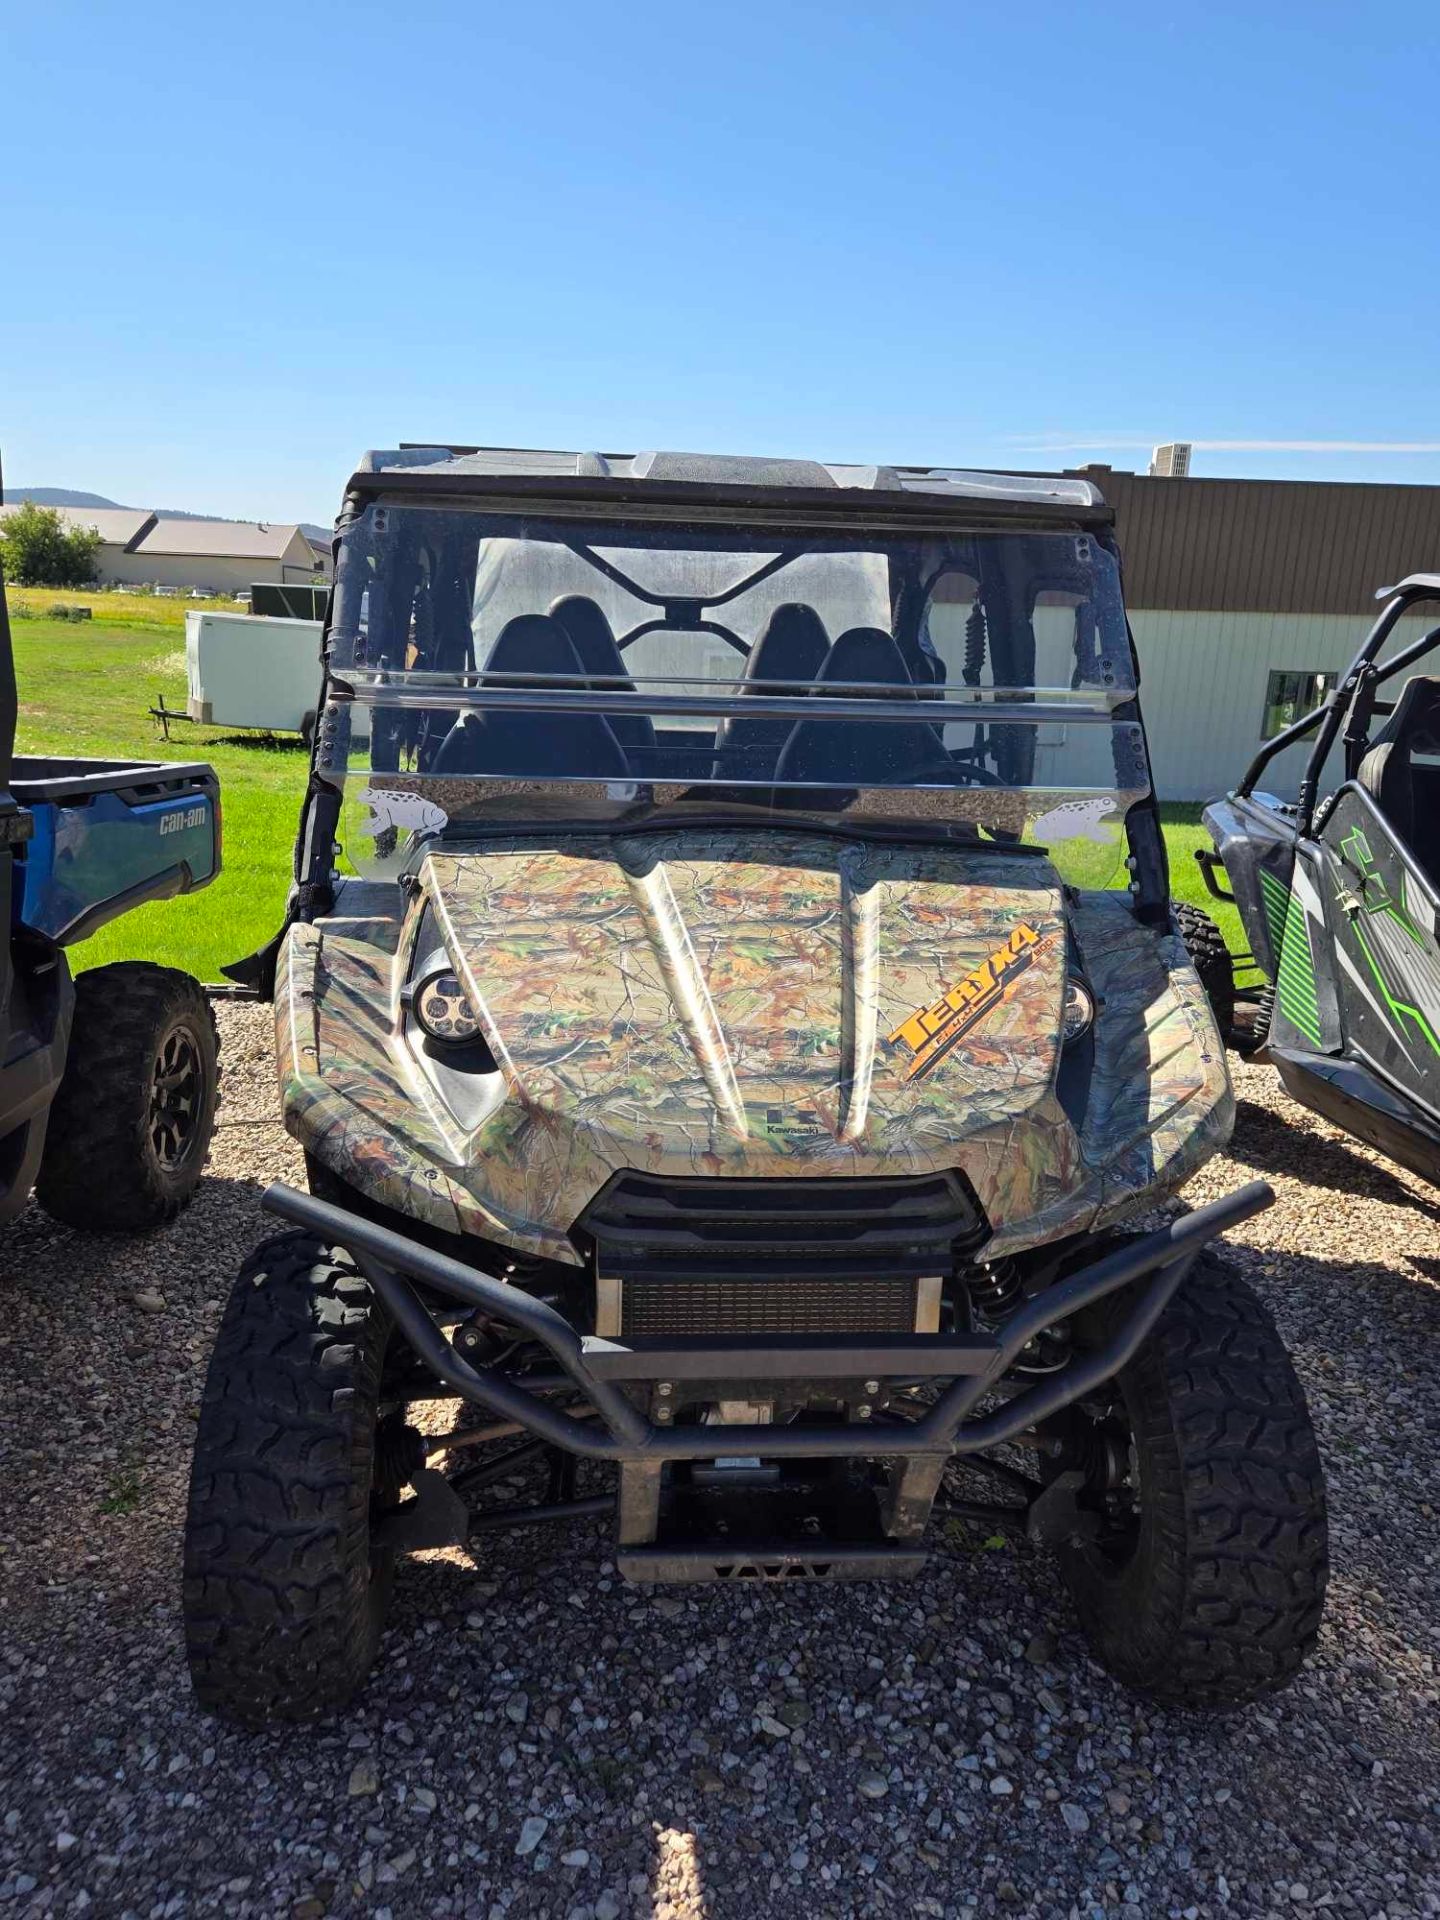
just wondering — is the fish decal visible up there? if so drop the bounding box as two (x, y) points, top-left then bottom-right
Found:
(358, 787), (449, 838)
(1031, 796), (1117, 845)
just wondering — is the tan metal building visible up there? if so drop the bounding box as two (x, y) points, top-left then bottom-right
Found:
(0, 503), (329, 596)
(1067, 469), (1440, 801)
(111, 516), (326, 595)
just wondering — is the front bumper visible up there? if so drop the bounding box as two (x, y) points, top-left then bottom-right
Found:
(262, 1177), (1273, 1576)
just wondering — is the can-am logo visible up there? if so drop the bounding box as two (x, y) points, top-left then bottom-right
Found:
(889, 924), (1043, 1082)
(158, 805), (208, 836)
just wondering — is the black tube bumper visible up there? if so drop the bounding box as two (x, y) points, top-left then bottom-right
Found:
(260, 1177), (1274, 1464)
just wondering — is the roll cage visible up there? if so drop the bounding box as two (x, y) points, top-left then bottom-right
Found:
(1238, 572), (1440, 834)
(241, 453), (1175, 993)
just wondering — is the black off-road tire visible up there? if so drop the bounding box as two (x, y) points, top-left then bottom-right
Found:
(36, 962), (220, 1231)
(1173, 901), (1236, 1045)
(1057, 1251), (1328, 1709)
(184, 1232), (396, 1727)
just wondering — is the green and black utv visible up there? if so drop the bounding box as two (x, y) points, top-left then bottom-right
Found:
(1195, 573), (1440, 1186)
(183, 446), (1327, 1727)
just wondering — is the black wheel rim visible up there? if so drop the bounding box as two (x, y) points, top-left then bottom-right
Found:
(149, 1022), (204, 1171)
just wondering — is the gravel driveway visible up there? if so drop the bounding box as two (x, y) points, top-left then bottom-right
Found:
(1, 1004), (1437, 1920)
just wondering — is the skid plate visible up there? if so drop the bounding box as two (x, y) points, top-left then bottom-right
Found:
(617, 1542), (927, 1583)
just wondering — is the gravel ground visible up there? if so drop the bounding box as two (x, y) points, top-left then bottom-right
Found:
(1, 1002), (1438, 1920)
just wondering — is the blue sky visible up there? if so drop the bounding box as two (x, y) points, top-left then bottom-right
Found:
(2, 0), (1437, 524)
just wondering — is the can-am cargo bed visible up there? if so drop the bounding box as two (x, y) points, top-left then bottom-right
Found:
(11, 755), (219, 946)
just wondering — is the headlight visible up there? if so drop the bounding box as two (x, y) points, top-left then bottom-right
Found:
(1063, 979), (1094, 1044)
(412, 969), (482, 1044)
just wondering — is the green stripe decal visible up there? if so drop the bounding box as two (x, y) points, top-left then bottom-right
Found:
(1259, 868), (1290, 957)
(1268, 877), (1323, 1047)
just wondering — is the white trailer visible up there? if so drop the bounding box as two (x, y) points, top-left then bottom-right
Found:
(185, 609), (330, 737)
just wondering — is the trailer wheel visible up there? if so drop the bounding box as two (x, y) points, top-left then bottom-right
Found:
(184, 1231), (400, 1726)
(1174, 901), (1236, 1044)
(1052, 1250), (1328, 1708)
(36, 962), (219, 1231)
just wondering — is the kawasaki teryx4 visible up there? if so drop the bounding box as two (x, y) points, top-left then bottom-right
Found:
(183, 447), (1327, 1726)
(1195, 572), (1440, 1186)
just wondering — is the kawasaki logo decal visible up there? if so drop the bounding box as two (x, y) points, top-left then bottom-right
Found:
(889, 924), (1042, 1082)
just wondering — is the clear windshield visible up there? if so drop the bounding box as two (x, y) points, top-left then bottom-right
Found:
(317, 503), (1150, 887)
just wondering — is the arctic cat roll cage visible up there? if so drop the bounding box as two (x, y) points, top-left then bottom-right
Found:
(1200, 572), (1440, 1184)
(1227, 572), (1440, 838)
(186, 449), (1327, 1728)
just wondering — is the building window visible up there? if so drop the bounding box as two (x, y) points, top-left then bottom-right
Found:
(1262, 669), (1335, 739)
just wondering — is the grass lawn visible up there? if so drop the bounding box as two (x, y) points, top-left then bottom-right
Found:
(9, 603), (1249, 982)
(1159, 808), (1247, 956)
(12, 605), (305, 981)
(7, 583), (249, 633)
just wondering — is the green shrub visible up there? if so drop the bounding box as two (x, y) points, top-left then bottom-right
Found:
(0, 502), (103, 588)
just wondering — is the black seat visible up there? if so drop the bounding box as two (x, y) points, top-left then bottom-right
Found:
(774, 627), (941, 793)
(895, 626), (945, 688)
(712, 603), (830, 780)
(1357, 674), (1440, 864)
(433, 614), (630, 778)
(548, 596), (657, 764)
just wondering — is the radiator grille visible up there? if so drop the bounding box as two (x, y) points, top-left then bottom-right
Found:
(621, 1272), (921, 1338)
(578, 1170), (985, 1338)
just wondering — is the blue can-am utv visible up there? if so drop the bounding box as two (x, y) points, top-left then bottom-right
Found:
(0, 571), (222, 1229)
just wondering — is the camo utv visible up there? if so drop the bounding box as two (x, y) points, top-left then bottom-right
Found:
(183, 448), (1328, 1726)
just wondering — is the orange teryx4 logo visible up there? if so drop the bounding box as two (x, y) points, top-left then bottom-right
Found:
(888, 923), (1043, 1081)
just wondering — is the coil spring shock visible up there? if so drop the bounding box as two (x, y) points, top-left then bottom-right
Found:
(963, 599), (987, 685)
(1253, 979), (1276, 1047)
(965, 1256), (1023, 1324)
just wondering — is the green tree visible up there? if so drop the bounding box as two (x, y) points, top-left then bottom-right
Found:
(0, 501), (103, 587)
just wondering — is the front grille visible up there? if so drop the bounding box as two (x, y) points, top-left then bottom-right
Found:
(577, 1170), (986, 1338)
(621, 1272), (922, 1338)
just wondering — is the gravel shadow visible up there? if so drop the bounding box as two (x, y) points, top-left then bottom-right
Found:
(1229, 1093), (1440, 1220)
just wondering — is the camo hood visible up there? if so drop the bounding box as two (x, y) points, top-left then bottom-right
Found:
(278, 828), (1231, 1264)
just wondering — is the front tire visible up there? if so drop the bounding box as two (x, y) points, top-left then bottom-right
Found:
(1053, 1251), (1328, 1708)
(183, 1232), (397, 1726)
(36, 962), (219, 1231)
(1174, 901), (1236, 1045)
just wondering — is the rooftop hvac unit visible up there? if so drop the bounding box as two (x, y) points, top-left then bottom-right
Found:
(1149, 442), (1192, 478)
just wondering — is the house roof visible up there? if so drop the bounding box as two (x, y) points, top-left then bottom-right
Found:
(0, 502), (156, 550)
(136, 518), (305, 559)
